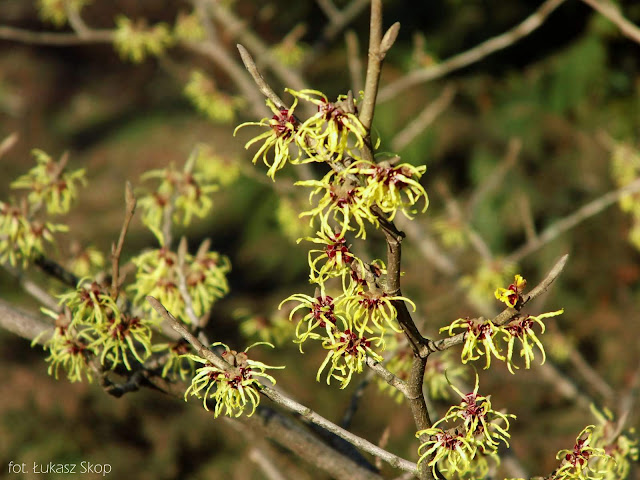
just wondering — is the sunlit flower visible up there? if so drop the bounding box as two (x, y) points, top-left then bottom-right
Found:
(234, 98), (302, 180)
(440, 317), (506, 369)
(340, 285), (416, 337)
(416, 427), (476, 478)
(138, 152), (218, 243)
(37, 314), (96, 383)
(297, 170), (378, 239)
(128, 244), (230, 324)
(287, 89), (366, 161)
(299, 230), (361, 287)
(441, 374), (515, 450)
(503, 310), (563, 374)
(58, 278), (119, 326)
(589, 405), (639, 480)
(90, 313), (154, 370)
(153, 339), (196, 380)
(346, 159), (429, 220)
(317, 328), (383, 388)
(495, 274), (527, 308)
(183, 342), (283, 417)
(279, 293), (348, 349)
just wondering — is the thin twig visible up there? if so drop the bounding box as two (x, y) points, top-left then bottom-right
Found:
(320, 0), (371, 49)
(316, 0), (340, 22)
(345, 30), (364, 94)
(147, 295), (418, 474)
(467, 138), (522, 215)
(391, 85), (457, 152)
(378, 0), (568, 102)
(340, 370), (373, 429)
(580, 0), (640, 45)
(0, 25), (114, 45)
(248, 447), (289, 480)
(237, 44), (288, 111)
(360, 0), (400, 132)
(33, 253), (79, 288)
(0, 299), (51, 344)
(506, 177), (640, 264)
(437, 181), (493, 262)
(2, 264), (60, 311)
(111, 182), (136, 299)
(0, 132), (19, 159)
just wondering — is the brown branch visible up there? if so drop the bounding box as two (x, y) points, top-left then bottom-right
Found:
(0, 299), (51, 344)
(321, 0), (370, 45)
(2, 264), (60, 311)
(359, 0), (400, 132)
(580, 0), (640, 45)
(243, 408), (385, 480)
(205, 0), (308, 95)
(237, 44), (289, 111)
(378, 0), (568, 102)
(111, 182), (136, 299)
(0, 25), (113, 45)
(34, 253), (79, 288)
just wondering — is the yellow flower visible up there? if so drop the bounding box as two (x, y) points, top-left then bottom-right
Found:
(297, 170), (378, 239)
(234, 98), (302, 180)
(502, 310), (563, 374)
(494, 274), (527, 308)
(183, 342), (283, 417)
(440, 317), (506, 369)
(346, 159), (429, 221)
(286, 89), (366, 161)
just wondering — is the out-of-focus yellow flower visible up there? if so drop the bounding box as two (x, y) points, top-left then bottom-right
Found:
(113, 16), (174, 63)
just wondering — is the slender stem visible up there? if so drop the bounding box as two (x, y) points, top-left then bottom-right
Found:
(34, 253), (79, 288)
(111, 182), (136, 299)
(0, 25), (113, 45)
(391, 85), (457, 152)
(506, 178), (640, 264)
(378, 0), (568, 102)
(580, 0), (640, 45)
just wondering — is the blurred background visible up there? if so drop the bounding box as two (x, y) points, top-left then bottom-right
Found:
(0, 0), (639, 479)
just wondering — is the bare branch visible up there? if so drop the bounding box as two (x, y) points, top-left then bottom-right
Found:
(391, 85), (457, 152)
(345, 30), (364, 94)
(360, 0), (400, 132)
(506, 177), (640, 264)
(34, 253), (79, 288)
(0, 25), (113, 45)
(237, 44), (288, 111)
(0, 299), (51, 344)
(111, 182), (136, 299)
(580, 0), (640, 45)
(378, 0), (568, 102)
